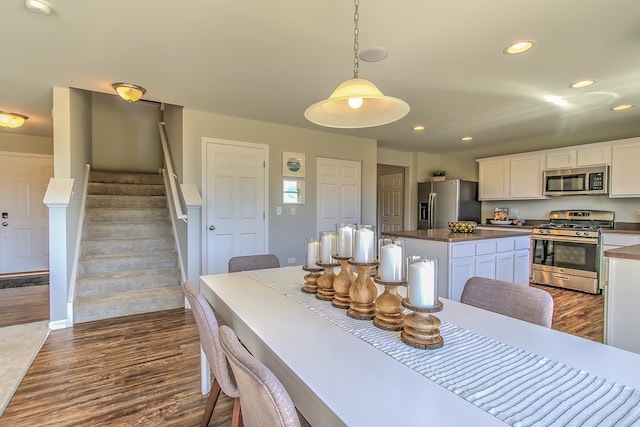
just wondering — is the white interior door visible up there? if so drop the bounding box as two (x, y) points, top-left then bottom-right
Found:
(378, 172), (404, 233)
(316, 158), (361, 234)
(204, 140), (268, 274)
(0, 153), (53, 274)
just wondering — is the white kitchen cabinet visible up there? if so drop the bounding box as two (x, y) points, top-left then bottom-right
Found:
(477, 154), (544, 200)
(546, 144), (611, 169)
(478, 157), (510, 200)
(610, 138), (640, 197)
(509, 153), (545, 199)
(450, 258), (475, 302)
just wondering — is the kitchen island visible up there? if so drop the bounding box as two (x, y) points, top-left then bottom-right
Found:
(604, 243), (640, 354)
(382, 229), (531, 301)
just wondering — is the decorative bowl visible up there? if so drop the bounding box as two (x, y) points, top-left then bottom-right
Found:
(448, 221), (477, 233)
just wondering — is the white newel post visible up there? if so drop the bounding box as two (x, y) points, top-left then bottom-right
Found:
(43, 178), (74, 330)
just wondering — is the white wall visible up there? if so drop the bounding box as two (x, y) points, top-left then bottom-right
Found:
(182, 110), (377, 266)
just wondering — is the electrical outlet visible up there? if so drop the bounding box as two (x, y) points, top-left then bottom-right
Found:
(287, 257), (296, 264)
(276, 206), (282, 215)
(291, 207), (296, 215)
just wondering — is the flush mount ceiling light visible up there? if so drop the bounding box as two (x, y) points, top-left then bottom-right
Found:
(304, 0), (409, 129)
(112, 83), (146, 102)
(0, 112), (28, 129)
(503, 40), (535, 55)
(611, 104), (634, 111)
(571, 79), (595, 88)
(25, 0), (53, 15)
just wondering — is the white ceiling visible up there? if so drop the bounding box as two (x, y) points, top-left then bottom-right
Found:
(2, 0), (640, 154)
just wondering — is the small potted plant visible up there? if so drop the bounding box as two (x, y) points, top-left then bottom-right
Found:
(431, 169), (447, 181)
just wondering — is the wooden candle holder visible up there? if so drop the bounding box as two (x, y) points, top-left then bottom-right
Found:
(331, 255), (355, 309)
(373, 277), (405, 331)
(347, 260), (379, 320)
(315, 261), (339, 301)
(401, 299), (444, 350)
(302, 265), (323, 294)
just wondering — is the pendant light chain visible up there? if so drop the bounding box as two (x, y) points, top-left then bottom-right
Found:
(353, 0), (360, 78)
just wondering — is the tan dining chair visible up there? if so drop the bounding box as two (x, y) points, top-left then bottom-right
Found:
(460, 276), (554, 328)
(219, 325), (301, 427)
(182, 281), (241, 427)
(228, 254), (280, 273)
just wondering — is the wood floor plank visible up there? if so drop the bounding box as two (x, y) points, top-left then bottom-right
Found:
(0, 284), (49, 328)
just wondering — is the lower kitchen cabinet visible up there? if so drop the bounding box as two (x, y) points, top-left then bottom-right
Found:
(403, 235), (531, 302)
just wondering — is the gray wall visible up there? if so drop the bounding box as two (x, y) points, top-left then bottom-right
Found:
(91, 93), (163, 173)
(0, 133), (53, 155)
(182, 110), (377, 269)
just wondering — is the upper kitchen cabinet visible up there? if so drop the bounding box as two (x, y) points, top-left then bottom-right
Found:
(477, 153), (545, 200)
(545, 143), (611, 169)
(610, 137), (640, 197)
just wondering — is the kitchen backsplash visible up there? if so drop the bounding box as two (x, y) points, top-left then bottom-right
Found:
(481, 195), (640, 223)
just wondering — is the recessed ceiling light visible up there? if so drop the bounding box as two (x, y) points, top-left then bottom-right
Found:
(25, 0), (53, 15)
(358, 47), (389, 63)
(503, 40), (535, 55)
(570, 80), (595, 88)
(461, 136), (473, 142)
(611, 104), (634, 111)
(413, 125), (425, 132)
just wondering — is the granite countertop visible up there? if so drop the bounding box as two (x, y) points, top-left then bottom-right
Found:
(381, 229), (531, 243)
(604, 244), (640, 261)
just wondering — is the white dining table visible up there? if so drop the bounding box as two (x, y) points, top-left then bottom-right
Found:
(199, 266), (640, 427)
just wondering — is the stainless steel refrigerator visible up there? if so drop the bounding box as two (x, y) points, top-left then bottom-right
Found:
(417, 179), (481, 229)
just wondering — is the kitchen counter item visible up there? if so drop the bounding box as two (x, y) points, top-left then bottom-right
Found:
(448, 221), (476, 233)
(382, 228), (530, 243)
(489, 220), (512, 225)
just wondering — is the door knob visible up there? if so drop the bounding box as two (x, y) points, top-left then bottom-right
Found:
(209, 225), (216, 231)
(2, 222), (7, 226)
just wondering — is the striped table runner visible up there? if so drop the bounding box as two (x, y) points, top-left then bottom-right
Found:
(246, 267), (640, 426)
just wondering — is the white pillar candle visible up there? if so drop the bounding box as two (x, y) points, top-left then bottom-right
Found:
(408, 259), (436, 307)
(306, 240), (319, 267)
(336, 225), (354, 257)
(354, 226), (375, 263)
(320, 233), (336, 264)
(379, 243), (403, 281)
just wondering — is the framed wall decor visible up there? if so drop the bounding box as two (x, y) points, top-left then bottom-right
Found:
(282, 152), (305, 177)
(282, 179), (305, 204)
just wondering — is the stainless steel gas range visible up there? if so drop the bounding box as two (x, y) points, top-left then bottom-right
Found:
(530, 209), (615, 294)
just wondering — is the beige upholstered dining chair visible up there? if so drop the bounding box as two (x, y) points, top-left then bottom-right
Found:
(182, 281), (241, 427)
(460, 277), (554, 328)
(219, 325), (301, 427)
(228, 254), (280, 273)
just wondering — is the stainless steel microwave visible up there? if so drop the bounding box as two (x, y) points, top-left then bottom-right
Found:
(543, 165), (609, 196)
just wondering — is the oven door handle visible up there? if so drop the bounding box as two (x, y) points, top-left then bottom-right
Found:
(532, 235), (599, 244)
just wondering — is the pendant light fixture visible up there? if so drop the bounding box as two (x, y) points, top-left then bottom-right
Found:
(304, 0), (409, 128)
(112, 83), (146, 102)
(0, 112), (28, 129)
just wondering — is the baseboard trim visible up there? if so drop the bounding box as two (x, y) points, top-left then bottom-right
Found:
(49, 319), (68, 330)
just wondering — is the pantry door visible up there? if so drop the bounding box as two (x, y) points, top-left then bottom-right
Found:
(203, 139), (268, 274)
(316, 158), (361, 235)
(0, 153), (53, 274)
(378, 171), (404, 233)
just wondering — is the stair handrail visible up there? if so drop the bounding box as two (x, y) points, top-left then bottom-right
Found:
(158, 121), (187, 221)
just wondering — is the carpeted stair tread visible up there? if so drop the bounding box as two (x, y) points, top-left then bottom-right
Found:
(74, 286), (184, 324)
(89, 171), (164, 185)
(85, 208), (168, 222)
(83, 221), (173, 239)
(80, 237), (176, 256)
(75, 268), (181, 297)
(87, 182), (166, 196)
(85, 195), (167, 209)
(79, 251), (179, 275)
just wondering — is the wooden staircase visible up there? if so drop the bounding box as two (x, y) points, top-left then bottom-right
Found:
(73, 171), (183, 324)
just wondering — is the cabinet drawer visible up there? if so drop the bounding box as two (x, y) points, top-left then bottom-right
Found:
(601, 233), (640, 246)
(496, 239), (514, 252)
(514, 237), (531, 250)
(476, 241), (496, 255)
(451, 243), (475, 259)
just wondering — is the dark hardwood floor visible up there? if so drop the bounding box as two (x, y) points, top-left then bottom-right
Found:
(0, 284), (49, 328)
(0, 282), (603, 426)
